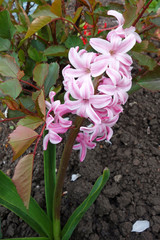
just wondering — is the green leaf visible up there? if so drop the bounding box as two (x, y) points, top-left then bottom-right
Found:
(0, 10), (16, 39)
(0, 37), (11, 51)
(43, 130), (56, 220)
(73, 7), (83, 23)
(19, 95), (36, 112)
(12, 154), (34, 208)
(0, 55), (20, 78)
(25, 16), (53, 40)
(0, 79), (22, 98)
(3, 238), (49, 240)
(28, 45), (47, 62)
(65, 35), (84, 49)
(138, 66), (160, 91)
(9, 125), (38, 161)
(0, 170), (52, 237)
(44, 45), (68, 57)
(32, 5), (57, 18)
(44, 62), (59, 97)
(0, 216), (2, 239)
(51, 0), (62, 17)
(33, 63), (49, 87)
(132, 40), (148, 52)
(123, 3), (137, 27)
(151, 17), (160, 26)
(131, 51), (157, 70)
(18, 49), (25, 63)
(17, 115), (44, 130)
(62, 168), (110, 240)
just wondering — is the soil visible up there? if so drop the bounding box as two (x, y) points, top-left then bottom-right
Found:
(0, 1), (160, 240)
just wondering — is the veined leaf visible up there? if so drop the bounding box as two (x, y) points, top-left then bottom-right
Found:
(44, 62), (59, 97)
(138, 66), (160, 91)
(36, 90), (46, 119)
(131, 51), (157, 70)
(123, 3), (137, 27)
(17, 115), (44, 130)
(0, 37), (11, 51)
(62, 168), (110, 240)
(0, 170), (52, 237)
(33, 63), (49, 87)
(9, 125), (38, 161)
(51, 0), (62, 17)
(12, 154), (34, 208)
(0, 10), (16, 39)
(25, 16), (53, 39)
(44, 45), (68, 57)
(0, 55), (20, 78)
(0, 79), (22, 98)
(32, 5), (57, 18)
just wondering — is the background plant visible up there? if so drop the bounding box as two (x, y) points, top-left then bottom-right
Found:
(0, 0), (160, 239)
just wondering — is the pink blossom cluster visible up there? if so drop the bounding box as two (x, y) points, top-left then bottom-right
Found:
(43, 10), (141, 162)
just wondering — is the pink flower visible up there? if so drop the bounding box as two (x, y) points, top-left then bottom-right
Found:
(73, 132), (96, 162)
(64, 79), (112, 124)
(90, 34), (136, 76)
(107, 10), (141, 43)
(63, 47), (97, 91)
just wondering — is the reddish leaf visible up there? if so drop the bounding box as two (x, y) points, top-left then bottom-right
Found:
(17, 70), (24, 80)
(33, 63), (49, 87)
(12, 154), (34, 208)
(2, 96), (19, 110)
(9, 125), (38, 161)
(136, 0), (145, 15)
(36, 90), (46, 120)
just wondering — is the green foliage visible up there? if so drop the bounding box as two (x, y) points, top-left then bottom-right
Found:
(0, 0), (159, 239)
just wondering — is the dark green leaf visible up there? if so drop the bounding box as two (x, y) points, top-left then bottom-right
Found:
(44, 62), (59, 97)
(150, 17), (160, 26)
(0, 10), (16, 39)
(28, 45), (47, 62)
(19, 95), (36, 112)
(0, 79), (22, 99)
(138, 66), (160, 91)
(44, 45), (68, 57)
(18, 49), (25, 63)
(0, 170), (52, 237)
(123, 3), (137, 28)
(3, 238), (48, 240)
(65, 35), (84, 49)
(62, 168), (110, 240)
(131, 52), (157, 70)
(43, 131), (56, 220)
(0, 37), (11, 51)
(132, 40), (148, 52)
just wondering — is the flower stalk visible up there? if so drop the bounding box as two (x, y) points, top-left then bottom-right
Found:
(52, 116), (84, 239)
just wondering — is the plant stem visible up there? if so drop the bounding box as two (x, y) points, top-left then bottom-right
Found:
(0, 116), (24, 123)
(132, 0), (153, 26)
(19, 79), (40, 90)
(52, 116), (84, 239)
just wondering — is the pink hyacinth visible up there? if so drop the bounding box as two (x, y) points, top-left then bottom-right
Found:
(44, 9), (141, 162)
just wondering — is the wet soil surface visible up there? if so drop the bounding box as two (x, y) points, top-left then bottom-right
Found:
(1, 1), (160, 240)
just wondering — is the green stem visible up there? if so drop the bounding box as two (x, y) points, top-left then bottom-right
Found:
(52, 116), (84, 240)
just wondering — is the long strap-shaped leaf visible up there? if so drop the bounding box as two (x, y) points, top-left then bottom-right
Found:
(43, 130), (56, 221)
(61, 168), (110, 240)
(3, 238), (49, 240)
(0, 170), (52, 238)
